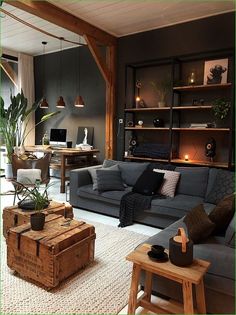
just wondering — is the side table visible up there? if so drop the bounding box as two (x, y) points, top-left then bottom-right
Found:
(126, 243), (210, 314)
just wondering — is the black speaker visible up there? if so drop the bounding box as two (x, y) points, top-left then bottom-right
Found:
(205, 137), (216, 158)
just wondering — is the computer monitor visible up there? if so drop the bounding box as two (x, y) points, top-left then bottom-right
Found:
(50, 129), (67, 146)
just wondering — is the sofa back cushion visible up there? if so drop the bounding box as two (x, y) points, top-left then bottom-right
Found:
(175, 166), (209, 198)
(205, 169), (235, 204)
(103, 159), (149, 186)
(224, 213), (235, 248)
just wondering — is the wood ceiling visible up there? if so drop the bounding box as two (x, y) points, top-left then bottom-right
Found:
(1, 0), (234, 56)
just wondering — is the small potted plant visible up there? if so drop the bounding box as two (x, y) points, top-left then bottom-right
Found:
(17, 180), (50, 231)
(212, 98), (231, 120)
(150, 77), (172, 107)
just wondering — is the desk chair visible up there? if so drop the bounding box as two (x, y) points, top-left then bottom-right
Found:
(11, 153), (51, 205)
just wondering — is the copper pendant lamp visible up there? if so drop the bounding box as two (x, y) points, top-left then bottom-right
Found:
(74, 42), (85, 108)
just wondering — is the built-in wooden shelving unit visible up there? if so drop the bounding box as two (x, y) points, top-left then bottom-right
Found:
(173, 83), (231, 91)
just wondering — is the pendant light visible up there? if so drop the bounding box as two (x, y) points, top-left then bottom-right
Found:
(40, 41), (49, 108)
(56, 37), (66, 108)
(74, 42), (85, 107)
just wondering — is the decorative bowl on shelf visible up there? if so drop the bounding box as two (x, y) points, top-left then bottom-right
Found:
(153, 118), (164, 127)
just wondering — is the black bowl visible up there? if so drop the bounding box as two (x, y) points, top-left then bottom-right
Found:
(151, 245), (165, 255)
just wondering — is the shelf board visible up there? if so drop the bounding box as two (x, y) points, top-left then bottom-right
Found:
(124, 155), (168, 162)
(171, 159), (228, 168)
(173, 83), (231, 91)
(172, 127), (230, 131)
(125, 107), (170, 112)
(125, 127), (169, 130)
(172, 105), (212, 110)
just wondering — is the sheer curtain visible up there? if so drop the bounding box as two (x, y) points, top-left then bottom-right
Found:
(18, 53), (35, 145)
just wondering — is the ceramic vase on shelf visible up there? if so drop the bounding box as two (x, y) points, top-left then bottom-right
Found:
(158, 101), (166, 108)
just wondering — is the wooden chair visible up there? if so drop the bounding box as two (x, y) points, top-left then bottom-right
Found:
(11, 153), (51, 205)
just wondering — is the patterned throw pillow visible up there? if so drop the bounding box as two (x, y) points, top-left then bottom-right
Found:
(205, 169), (234, 204)
(184, 204), (215, 244)
(153, 169), (180, 198)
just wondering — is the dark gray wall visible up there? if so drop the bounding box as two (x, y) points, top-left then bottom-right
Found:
(116, 12), (235, 160)
(34, 46), (106, 161)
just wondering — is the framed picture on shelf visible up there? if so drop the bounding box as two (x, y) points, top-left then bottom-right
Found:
(203, 58), (228, 85)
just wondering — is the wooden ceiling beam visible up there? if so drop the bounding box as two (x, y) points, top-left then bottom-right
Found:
(5, 0), (116, 46)
(84, 35), (110, 84)
(0, 60), (18, 88)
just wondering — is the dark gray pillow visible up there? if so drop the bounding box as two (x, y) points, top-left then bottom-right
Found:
(96, 169), (125, 192)
(225, 213), (235, 248)
(175, 167), (209, 197)
(88, 165), (119, 190)
(102, 159), (119, 168)
(118, 162), (149, 186)
(205, 170), (234, 204)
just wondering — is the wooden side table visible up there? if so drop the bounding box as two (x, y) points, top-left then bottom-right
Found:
(126, 243), (210, 314)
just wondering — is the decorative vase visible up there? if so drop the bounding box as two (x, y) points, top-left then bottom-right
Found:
(169, 228), (193, 266)
(158, 101), (166, 108)
(153, 118), (164, 127)
(30, 212), (46, 231)
(5, 163), (13, 179)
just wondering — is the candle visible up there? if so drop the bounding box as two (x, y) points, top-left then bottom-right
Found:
(184, 154), (189, 161)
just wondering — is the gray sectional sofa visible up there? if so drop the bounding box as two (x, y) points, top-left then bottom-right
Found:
(70, 160), (235, 314)
(70, 160), (218, 228)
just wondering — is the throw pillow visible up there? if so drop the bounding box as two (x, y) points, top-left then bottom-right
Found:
(132, 170), (164, 196)
(183, 204), (215, 243)
(96, 169), (125, 192)
(153, 169), (180, 198)
(208, 194), (235, 234)
(205, 169), (234, 204)
(224, 213), (235, 248)
(88, 165), (119, 190)
(118, 162), (149, 186)
(17, 169), (41, 185)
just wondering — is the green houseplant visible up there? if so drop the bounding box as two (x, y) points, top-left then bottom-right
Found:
(150, 77), (172, 107)
(18, 180), (51, 230)
(212, 98), (231, 120)
(0, 90), (60, 164)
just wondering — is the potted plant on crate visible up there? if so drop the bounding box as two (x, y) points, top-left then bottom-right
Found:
(17, 180), (51, 231)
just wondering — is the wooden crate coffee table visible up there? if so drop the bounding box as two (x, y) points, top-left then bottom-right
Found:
(7, 214), (95, 290)
(3, 201), (73, 238)
(126, 243), (210, 314)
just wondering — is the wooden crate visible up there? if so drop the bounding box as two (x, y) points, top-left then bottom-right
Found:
(3, 201), (73, 238)
(7, 214), (96, 289)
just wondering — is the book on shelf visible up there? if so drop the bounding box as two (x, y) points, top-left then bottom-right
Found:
(190, 123), (208, 128)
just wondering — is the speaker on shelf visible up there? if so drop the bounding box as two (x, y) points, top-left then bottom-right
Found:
(205, 137), (216, 160)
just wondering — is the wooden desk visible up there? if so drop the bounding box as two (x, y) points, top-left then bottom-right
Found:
(25, 146), (99, 193)
(126, 244), (210, 314)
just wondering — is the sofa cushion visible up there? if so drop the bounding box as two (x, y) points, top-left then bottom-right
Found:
(175, 166), (209, 198)
(225, 213), (235, 248)
(209, 194), (235, 234)
(153, 169), (180, 197)
(148, 163), (176, 171)
(148, 194), (207, 218)
(103, 159), (149, 186)
(96, 169), (125, 192)
(205, 168), (219, 197)
(205, 169), (235, 204)
(133, 170), (164, 196)
(88, 164), (119, 190)
(183, 204), (215, 243)
(78, 184), (132, 206)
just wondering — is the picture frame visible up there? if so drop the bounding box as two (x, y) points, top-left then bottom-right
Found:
(203, 58), (228, 85)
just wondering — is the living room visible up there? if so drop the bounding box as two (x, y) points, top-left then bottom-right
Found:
(0, 1), (235, 314)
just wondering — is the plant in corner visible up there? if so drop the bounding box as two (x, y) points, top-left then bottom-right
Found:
(150, 77), (172, 107)
(0, 90), (60, 169)
(212, 98), (231, 120)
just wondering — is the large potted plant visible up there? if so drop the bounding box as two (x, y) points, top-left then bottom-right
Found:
(0, 90), (60, 177)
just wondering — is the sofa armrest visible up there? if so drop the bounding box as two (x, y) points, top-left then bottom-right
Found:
(69, 165), (102, 206)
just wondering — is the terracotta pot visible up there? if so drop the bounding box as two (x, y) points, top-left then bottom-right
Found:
(30, 212), (45, 231)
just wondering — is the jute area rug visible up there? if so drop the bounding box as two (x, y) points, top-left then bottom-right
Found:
(1, 220), (148, 314)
